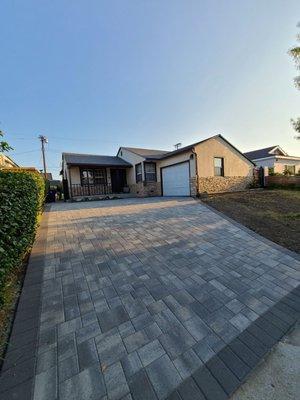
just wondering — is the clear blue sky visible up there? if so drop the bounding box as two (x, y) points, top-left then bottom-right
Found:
(1, 0), (299, 179)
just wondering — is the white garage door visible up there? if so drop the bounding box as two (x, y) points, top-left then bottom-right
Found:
(162, 162), (190, 196)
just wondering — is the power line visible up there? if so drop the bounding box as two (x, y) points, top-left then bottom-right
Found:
(9, 149), (40, 155)
(8, 134), (120, 144)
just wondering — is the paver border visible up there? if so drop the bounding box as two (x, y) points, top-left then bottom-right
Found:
(0, 206), (50, 399)
(166, 284), (300, 400)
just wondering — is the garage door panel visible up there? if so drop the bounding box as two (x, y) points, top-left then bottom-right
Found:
(162, 162), (190, 196)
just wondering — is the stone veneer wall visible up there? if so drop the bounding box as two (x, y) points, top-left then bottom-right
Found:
(131, 179), (198, 197)
(198, 176), (253, 194)
(189, 177), (198, 197)
(129, 182), (161, 197)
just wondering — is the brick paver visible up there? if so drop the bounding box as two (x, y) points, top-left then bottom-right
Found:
(1, 197), (299, 400)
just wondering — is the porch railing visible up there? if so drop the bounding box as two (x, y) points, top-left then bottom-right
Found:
(71, 184), (113, 197)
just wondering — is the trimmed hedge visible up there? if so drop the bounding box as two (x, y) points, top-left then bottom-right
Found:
(0, 170), (45, 304)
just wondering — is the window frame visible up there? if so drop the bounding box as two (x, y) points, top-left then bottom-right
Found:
(214, 157), (224, 177)
(93, 168), (107, 185)
(144, 162), (157, 182)
(284, 165), (295, 175)
(135, 163), (143, 183)
(80, 168), (107, 186)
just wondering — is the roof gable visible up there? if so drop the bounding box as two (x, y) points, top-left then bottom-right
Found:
(244, 145), (287, 160)
(119, 147), (168, 159)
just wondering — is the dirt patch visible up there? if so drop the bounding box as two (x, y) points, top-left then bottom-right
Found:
(0, 258), (28, 370)
(201, 189), (300, 253)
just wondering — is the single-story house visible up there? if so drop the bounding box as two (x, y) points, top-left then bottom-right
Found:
(244, 145), (300, 175)
(61, 134), (255, 199)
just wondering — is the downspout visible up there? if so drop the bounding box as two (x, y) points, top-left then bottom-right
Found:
(192, 147), (200, 197)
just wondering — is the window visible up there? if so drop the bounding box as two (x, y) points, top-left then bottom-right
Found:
(144, 162), (156, 182)
(214, 157), (224, 176)
(284, 165), (295, 175)
(135, 163), (142, 183)
(80, 168), (106, 185)
(81, 169), (94, 185)
(94, 169), (106, 184)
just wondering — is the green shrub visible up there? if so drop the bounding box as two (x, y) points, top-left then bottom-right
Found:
(0, 170), (45, 304)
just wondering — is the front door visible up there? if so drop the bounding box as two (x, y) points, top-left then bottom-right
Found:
(110, 169), (127, 193)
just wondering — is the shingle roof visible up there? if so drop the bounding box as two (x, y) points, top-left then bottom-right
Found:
(243, 146), (279, 160)
(63, 153), (132, 167)
(123, 135), (255, 164)
(121, 147), (168, 159)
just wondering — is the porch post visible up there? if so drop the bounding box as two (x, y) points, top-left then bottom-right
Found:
(68, 166), (73, 199)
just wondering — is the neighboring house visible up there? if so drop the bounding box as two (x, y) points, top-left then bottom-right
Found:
(244, 145), (300, 175)
(0, 153), (19, 169)
(18, 166), (42, 175)
(62, 134), (254, 199)
(45, 172), (53, 180)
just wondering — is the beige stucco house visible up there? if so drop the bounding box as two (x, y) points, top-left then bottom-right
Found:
(244, 145), (300, 175)
(62, 134), (254, 200)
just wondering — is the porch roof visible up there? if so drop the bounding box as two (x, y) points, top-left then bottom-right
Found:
(63, 153), (132, 167)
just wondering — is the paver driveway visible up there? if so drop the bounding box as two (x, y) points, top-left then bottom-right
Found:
(1, 197), (299, 400)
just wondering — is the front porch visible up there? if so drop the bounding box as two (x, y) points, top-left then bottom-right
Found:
(66, 164), (131, 200)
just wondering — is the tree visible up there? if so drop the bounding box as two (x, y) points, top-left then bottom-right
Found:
(0, 130), (13, 152)
(289, 24), (300, 139)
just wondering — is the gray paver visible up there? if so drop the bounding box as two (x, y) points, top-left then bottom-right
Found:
(104, 361), (129, 400)
(59, 365), (106, 400)
(95, 330), (127, 367)
(58, 355), (79, 383)
(146, 354), (182, 399)
(173, 347), (203, 380)
(1, 197), (299, 400)
(33, 366), (57, 400)
(138, 339), (166, 367)
(159, 325), (196, 359)
(128, 369), (157, 400)
(77, 338), (99, 371)
(121, 351), (143, 379)
(123, 330), (149, 353)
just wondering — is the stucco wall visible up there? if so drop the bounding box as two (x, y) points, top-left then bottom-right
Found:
(195, 137), (253, 177)
(69, 166), (81, 184)
(275, 159), (300, 174)
(156, 151), (196, 182)
(254, 158), (300, 174)
(117, 148), (145, 185)
(195, 137), (253, 194)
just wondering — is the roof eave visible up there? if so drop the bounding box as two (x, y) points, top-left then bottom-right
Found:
(66, 162), (132, 168)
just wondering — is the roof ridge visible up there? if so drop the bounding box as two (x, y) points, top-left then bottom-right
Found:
(63, 152), (121, 157)
(122, 147), (168, 153)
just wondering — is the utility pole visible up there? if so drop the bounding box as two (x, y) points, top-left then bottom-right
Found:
(174, 142), (182, 150)
(38, 135), (48, 179)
